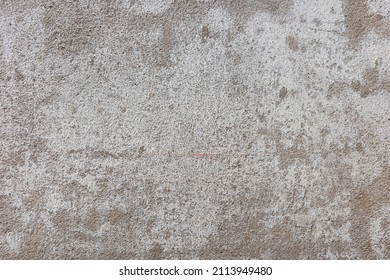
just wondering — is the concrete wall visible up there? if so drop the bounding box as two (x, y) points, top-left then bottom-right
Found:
(0, 0), (389, 259)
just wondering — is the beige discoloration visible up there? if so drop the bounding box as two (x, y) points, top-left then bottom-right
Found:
(14, 69), (25, 82)
(52, 210), (73, 231)
(148, 243), (164, 260)
(343, 0), (390, 47)
(217, 0), (292, 17)
(17, 223), (47, 259)
(84, 208), (101, 232)
(351, 66), (390, 98)
(258, 129), (310, 169)
(43, 4), (101, 56)
(22, 190), (45, 209)
(350, 170), (390, 259)
(108, 209), (127, 225)
(61, 181), (90, 204)
(278, 146), (310, 169)
(1, 0), (389, 260)
(156, 23), (175, 67)
(201, 25), (210, 43)
(0, 196), (22, 236)
(328, 62), (389, 99)
(286, 36), (299, 52)
(327, 81), (348, 98)
(198, 199), (340, 259)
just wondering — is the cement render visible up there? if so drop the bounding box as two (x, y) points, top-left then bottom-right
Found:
(0, 0), (389, 259)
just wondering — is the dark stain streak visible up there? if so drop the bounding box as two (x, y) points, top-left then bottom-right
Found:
(156, 23), (174, 68)
(201, 25), (210, 43)
(286, 36), (299, 52)
(279, 87), (288, 99)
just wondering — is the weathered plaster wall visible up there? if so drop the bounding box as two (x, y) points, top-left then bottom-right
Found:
(0, 0), (389, 259)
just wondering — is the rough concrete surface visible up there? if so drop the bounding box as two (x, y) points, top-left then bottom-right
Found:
(0, 0), (389, 259)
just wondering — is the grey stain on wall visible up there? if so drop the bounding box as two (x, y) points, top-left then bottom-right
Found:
(0, 0), (389, 259)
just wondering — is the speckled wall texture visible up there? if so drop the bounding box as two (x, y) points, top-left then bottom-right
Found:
(0, 0), (389, 259)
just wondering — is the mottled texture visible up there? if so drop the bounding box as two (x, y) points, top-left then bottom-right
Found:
(0, 0), (389, 260)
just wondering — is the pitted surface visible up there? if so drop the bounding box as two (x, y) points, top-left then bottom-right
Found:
(0, 0), (389, 259)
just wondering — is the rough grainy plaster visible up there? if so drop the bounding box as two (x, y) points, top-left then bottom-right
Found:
(0, 0), (389, 260)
